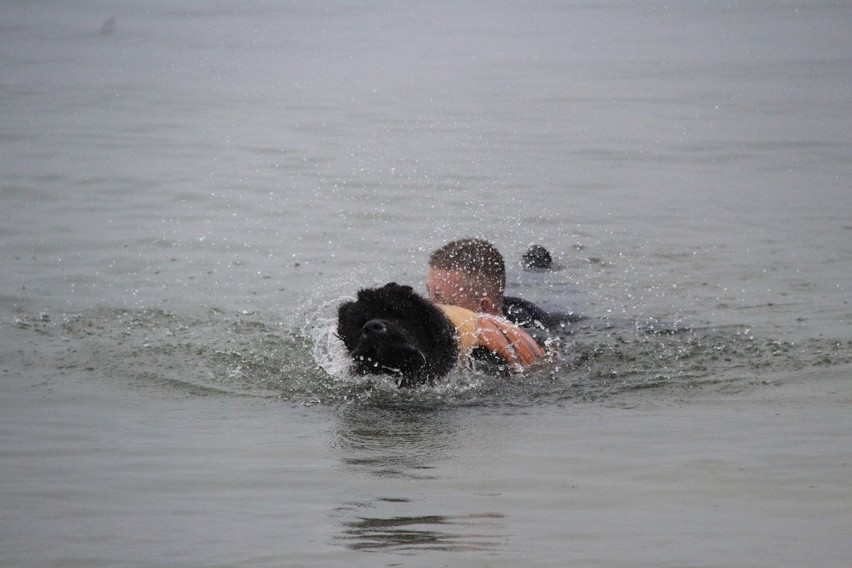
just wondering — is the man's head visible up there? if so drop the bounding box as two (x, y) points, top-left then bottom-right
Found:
(426, 238), (506, 315)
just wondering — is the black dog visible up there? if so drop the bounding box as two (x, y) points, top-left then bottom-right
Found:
(337, 282), (458, 387)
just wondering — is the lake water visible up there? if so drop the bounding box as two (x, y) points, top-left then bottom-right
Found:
(2, 2), (851, 566)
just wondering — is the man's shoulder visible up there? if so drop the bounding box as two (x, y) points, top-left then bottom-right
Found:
(502, 296), (582, 330)
(503, 296), (554, 328)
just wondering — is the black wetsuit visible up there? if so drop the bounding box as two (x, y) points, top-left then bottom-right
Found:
(503, 296), (583, 331)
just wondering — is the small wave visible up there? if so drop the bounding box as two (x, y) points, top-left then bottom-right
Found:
(8, 305), (849, 409)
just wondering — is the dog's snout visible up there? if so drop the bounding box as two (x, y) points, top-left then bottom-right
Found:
(363, 319), (387, 336)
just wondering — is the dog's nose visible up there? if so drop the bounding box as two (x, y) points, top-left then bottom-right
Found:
(363, 319), (386, 335)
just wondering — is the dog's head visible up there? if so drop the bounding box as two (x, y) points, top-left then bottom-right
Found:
(337, 283), (459, 386)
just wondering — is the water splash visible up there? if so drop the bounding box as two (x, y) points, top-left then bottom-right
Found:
(8, 304), (849, 409)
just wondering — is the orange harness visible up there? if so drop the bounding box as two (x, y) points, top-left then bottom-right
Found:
(438, 304), (547, 369)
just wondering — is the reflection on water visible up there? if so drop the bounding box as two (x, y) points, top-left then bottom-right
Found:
(333, 403), (460, 479)
(336, 503), (506, 553)
(330, 401), (507, 553)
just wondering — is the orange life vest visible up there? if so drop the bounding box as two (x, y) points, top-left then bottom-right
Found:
(438, 304), (547, 369)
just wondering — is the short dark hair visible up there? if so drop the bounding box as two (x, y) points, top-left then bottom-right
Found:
(429, 238), (506, 292)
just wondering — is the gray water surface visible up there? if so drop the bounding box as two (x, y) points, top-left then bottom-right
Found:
(2, 2), (851, 566)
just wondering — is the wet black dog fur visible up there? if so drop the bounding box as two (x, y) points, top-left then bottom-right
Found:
(336, 282), (458, 387)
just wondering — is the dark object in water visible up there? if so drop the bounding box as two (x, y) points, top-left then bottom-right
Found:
(337, 282), (548, 386)
(523, 244), (553, 269)
(99, 17), (116, 35)
(337, 283), (458, 387)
